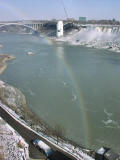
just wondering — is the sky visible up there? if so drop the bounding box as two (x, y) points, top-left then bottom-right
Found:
(0, 0), (120, 21)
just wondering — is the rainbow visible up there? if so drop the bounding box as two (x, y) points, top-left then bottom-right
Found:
(55, 45), (91, 148)
(42, 35), (55, 45)
(0, 1), (29, 20)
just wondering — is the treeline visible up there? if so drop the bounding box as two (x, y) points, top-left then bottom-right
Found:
(87, 19), (120, 25)
(75, 19), (120, 25)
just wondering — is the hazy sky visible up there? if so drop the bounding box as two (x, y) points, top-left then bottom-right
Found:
(0, 0), (120, 21)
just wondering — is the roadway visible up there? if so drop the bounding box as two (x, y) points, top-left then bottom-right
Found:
(0, 105), (76, 160)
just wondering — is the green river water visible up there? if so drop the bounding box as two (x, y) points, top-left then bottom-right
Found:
(0, 33), (120, 152)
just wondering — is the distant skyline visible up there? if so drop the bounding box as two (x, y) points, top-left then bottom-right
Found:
(0, 0), (120, 21)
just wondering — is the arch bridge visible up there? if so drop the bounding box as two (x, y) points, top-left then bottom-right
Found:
(0, 21), (74, 33)
(0, 22), (45, 32)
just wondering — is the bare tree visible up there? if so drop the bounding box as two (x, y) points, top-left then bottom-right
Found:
(53, 124), (65, 144)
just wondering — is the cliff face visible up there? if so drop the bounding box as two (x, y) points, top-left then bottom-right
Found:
(0, 80), (27, 116)
(0, 80), (47, 132)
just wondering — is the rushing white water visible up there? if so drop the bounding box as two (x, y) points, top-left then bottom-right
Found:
(58, 26), (120, 52)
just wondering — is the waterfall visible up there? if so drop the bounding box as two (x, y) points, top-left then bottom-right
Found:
(59, 25), (120, 52)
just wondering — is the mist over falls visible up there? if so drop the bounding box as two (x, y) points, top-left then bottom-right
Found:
(62, 26), (120, 52)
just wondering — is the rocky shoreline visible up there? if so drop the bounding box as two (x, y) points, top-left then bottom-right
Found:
(0, 54), (15, 74)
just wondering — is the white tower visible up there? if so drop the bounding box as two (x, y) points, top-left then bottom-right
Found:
(57, 21), (63, 37)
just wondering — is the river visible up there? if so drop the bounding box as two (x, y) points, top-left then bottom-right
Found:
(0, 33), (120, 152)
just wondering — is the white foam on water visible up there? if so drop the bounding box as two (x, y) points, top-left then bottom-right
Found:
(72, 92), (77, 101)
(102, 109), (120, 128)
(102, 119), (113, 125)
(62, 81), (67, 86)
(56, 27), (120, 52)
(102, 119), (120, 129)
(104, 109), (113, 117)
